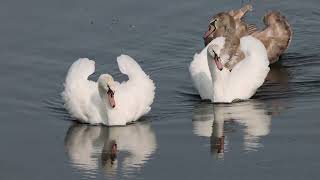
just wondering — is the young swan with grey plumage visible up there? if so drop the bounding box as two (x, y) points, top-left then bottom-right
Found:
(204, 4), (292, 65)
(62, 55), (155, 126)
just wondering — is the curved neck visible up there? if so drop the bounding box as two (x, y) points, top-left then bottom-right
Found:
(207, 58), (230, 102)
(98, 84), (113, 110)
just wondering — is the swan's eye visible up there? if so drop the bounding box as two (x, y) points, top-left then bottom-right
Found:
(210, 19), (217, 27)
(107, 85), (115, 95)
(209, 19), (217, 31)
(210, 49), (217, 57)
(107, 87), (114, 97)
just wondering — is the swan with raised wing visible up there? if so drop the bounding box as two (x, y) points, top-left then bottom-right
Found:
(204, 4), (292, 64)
(62, 55), (155, 126)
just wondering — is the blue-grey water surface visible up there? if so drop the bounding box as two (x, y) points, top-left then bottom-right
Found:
(1, 0), (320, 179)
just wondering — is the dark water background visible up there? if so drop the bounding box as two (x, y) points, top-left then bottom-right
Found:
(1, 0), (320, 179)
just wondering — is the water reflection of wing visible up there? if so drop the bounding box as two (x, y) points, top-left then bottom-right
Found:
(192, 103), (214, 137)
(218, 102), (271, 151)
(192, 101), (272, 154)
(64, 122), (157, 176)
(64, 125), (102, 171)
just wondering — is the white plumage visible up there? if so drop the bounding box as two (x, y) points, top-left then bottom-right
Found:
(190, 36), (270, 103)
(62, 55), (155, 126)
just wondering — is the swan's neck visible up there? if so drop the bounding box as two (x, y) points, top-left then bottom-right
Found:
(98, 85), (113, 111)
(208, 58), (231, 102)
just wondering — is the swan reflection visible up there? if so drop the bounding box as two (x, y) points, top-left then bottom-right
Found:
(192, 101), (272, 158)
(64, 122), (157, 177)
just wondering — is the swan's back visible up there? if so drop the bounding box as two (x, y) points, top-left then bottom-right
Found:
(227, 36), (270, 100)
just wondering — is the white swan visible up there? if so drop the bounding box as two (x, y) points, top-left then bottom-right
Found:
(189, 36), (270, 103)
(62, 55), (155, 126)
(64, 122), (157, 175)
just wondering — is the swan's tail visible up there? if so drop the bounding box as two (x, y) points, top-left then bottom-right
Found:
(117, 54), (147, 78)
(62, 58), (96, 122)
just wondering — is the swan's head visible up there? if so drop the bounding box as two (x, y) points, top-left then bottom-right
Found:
(204, 12), (236, 46)
(98, 74), (116, 108)
(207, 42), (228, 71)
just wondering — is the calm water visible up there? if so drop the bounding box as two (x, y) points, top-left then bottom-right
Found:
(1, 0), (320, 179)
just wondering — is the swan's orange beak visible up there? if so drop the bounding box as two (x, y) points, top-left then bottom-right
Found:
(107, 89), (116, 108)
(213, 53), (223, 71)
(204, 27), (215, 39)
(213, 51), (223, 71)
